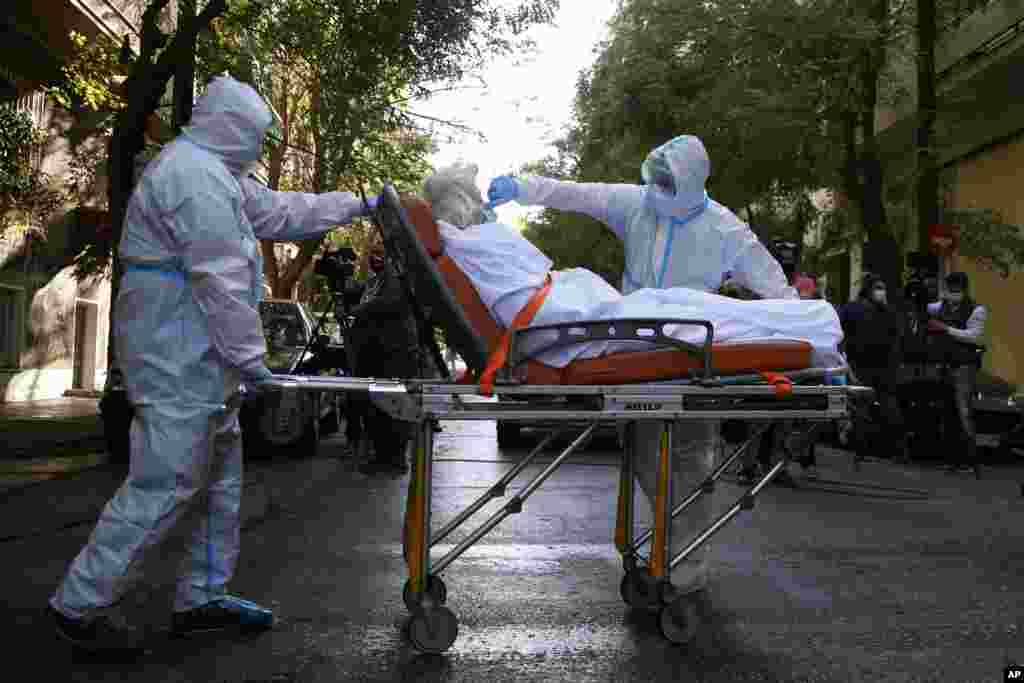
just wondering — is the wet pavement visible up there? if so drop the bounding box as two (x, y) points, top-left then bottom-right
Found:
(3, 417), (1023, 682)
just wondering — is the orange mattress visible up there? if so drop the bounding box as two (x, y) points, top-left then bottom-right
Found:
(400, 197), (813, 385)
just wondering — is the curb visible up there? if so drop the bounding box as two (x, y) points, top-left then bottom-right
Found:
(62, 389), (103, 399)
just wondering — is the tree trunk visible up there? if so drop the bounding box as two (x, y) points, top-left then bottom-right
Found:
(105, 0), (231, 369)
(854, 0), (903, 300)
(916, 0), (939, 253)
(261, 74), (291, 297)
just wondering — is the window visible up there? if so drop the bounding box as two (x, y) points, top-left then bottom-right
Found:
(0, 285), (22, 369)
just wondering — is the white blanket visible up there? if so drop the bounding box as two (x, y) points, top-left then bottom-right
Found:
(438, 221), (844, 368)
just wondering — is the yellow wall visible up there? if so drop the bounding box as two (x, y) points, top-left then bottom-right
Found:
(949, 131), (1024, 386)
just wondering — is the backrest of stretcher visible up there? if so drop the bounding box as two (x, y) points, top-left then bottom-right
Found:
(376, 185), (494, 374)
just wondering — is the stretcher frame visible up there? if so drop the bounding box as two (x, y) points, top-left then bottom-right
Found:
(265, 185), (872, 653)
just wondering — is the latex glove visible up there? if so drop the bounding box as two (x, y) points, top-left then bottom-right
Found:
(240, 362), (276, 394)
(486, 175), (520, 209)
(927, 319), (948, 334)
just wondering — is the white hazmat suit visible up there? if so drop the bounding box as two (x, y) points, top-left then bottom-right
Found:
(51, 76), (371, 620)
(485, 139), (804, 591)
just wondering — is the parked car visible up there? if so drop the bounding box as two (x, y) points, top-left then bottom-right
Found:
(100, 299), (348, 464)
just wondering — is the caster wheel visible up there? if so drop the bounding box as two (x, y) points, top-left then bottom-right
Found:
(407, 606), (459, 654)
(403, 575), (447, 612)
(658, 595), (701, 645)
(619, 568), (660, 610)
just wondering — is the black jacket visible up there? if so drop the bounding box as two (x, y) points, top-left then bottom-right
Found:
(348, 263), (420, 358)
(839, 296), (903, 371)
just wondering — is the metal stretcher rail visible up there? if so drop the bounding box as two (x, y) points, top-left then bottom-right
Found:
(262, 371), (867, 653)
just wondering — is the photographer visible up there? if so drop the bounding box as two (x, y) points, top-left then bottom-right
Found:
(925, 272), (987, 475)
(348, 243), (422, 474)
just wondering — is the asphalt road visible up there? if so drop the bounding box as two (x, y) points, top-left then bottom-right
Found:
(5, 419), (1024, 682)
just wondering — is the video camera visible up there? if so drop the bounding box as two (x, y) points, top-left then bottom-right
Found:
(314, 246), (358, 289)
(905, 252), (939, 310)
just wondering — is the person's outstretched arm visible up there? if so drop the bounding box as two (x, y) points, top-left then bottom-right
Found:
(489, 175), (642, 242)
(241, 177), (375, 242)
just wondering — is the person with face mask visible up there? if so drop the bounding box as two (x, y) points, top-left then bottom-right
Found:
(474, 152), (830, 598)
(838, 273), (907, 461)
(48, 75), (378, 652)
(925, 272), (987, 475)
(348, 243), (422, 474)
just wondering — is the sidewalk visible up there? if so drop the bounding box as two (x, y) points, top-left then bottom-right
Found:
(0, 397), (109, 493)
(0, 395), (269, 544)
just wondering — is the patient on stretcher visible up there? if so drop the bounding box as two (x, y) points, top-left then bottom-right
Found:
(422, 163), (844, 369)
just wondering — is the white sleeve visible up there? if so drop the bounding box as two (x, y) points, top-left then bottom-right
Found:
(179, 190), (266, 372)
(726, 226), (798, 299)
(241, 176), (366, 241)
(519, 176), (642, 243)
(947, 305), (987, 345)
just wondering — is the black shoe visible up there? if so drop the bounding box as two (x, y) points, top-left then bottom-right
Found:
(50, 604), (146, 653)
(170, 596), (274, 638)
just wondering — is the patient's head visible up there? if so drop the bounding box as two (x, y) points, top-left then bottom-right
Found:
(423, 162), (488, 228)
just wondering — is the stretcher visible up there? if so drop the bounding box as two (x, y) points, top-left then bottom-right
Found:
(267, 185), (872, 653)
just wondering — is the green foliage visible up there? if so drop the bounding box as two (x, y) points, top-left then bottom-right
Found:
(520, 0), (986, 284)
(946, 208), (1024, 278)
(49, 31), (125, 120)
(0, 105), (37, 199)
(0, 105), (64, 239)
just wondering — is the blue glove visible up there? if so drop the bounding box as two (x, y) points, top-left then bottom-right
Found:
(486, 175), (520, 209)
(359, 195), (379, 216)
(240, 363), (275, 394)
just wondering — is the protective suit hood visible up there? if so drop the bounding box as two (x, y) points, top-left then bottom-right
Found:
(641, 134), (710, 216)
(182, 76), (272, 176)
(424, 162), (493, 227)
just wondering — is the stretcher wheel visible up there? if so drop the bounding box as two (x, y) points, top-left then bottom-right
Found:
(619, 568), (660, 610)
(406, 606), (459, 654)
(402, 575), (447, 611)
(658, 594), (701, 645)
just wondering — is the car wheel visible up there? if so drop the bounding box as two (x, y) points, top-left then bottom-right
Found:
(242, 391), (319, 458)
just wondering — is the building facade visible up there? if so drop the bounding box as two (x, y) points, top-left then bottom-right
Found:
(814, 0), (1024, 386)
(1, 1), (142, 401)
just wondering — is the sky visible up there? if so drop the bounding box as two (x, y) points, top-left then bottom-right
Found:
(411, 0), (619, 226)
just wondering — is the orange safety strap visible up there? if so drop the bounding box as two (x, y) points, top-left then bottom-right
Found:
(760, 371), (794, 399)
(477, 273), (553, 397)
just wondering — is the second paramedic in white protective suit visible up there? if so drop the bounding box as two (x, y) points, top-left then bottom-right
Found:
(48, 76), (377, 652)
(486, 135), (799, 595)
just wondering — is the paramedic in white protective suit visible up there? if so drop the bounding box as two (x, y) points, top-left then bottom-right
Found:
(48, 75), (377, 652)
(485, 136), (804, 595)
